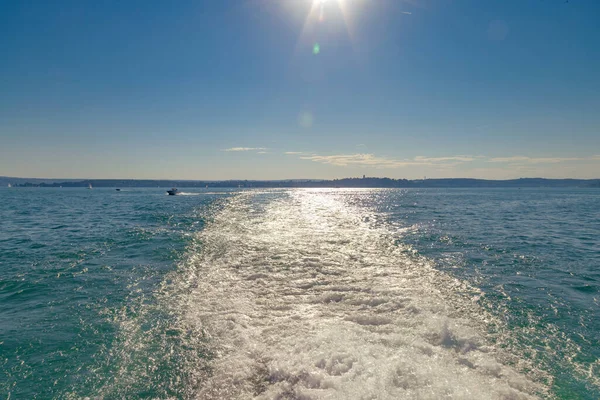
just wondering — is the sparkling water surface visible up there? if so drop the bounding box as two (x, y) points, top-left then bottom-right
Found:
(1, 187), (598, 399)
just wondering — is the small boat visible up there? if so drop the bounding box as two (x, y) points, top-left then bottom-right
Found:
(166, 188), (179, 195)
(7, 183), (11, 188)
(116, 188), (121, 191)
(87, 183), (93, 189)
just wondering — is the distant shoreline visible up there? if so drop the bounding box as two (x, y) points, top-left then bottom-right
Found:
(2, 177), (599, 188)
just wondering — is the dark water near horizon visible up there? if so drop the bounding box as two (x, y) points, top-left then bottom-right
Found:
(1, 187), (598, 399)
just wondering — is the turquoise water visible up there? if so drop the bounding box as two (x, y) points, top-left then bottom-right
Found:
(0, 188), (598, 399)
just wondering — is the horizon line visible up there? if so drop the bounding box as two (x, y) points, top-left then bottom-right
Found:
(3, 176), (600, 182)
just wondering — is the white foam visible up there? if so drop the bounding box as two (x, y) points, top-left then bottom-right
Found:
(176, 189), (548, 399)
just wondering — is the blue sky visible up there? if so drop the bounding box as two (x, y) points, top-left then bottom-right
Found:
(1, 0), (599, 179)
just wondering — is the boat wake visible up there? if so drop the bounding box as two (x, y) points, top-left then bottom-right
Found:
(96, 189), (549, 399)
(175, 190), (548, 399)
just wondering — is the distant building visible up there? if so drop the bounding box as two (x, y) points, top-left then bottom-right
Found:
(363, 175), (366, 179)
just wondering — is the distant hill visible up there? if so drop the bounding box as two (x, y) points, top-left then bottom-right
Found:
(0, 176), (81, 187)
(4, 177), (600, 188)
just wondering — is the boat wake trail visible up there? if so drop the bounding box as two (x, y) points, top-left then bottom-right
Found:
(172, 190), (548, 399)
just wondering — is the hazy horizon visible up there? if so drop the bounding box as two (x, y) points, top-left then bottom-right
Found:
(2, 0), (599, 179)
(3, 174), (600, 183)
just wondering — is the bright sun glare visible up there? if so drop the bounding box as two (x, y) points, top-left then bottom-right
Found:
(315, 0), (345, 6)
(300, 0), (356, 53)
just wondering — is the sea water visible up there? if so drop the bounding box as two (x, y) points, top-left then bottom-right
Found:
(0, 187), (598, 399)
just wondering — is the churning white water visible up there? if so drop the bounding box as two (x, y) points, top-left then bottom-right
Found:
(170, 189), (547, 399)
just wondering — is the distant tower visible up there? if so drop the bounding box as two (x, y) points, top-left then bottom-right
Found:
(363, 175), (366, 179)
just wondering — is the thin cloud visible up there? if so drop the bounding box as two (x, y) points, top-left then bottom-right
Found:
(293, 153), (483, 169)
(298, 154), (444, 169)
(402, 11), (412, 15)
(284, 151), (304, 155)
(289, 152), (598, 169)
(222, 147), (267, 152)
(300, 154), (411, 168)
(414, 155), (480, 163)
(488, 156), (582, 164)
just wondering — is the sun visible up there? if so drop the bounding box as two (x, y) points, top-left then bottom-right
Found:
(313, 0), (348, 8)
(307, 0), (351, 25)
(315, 0), (346, 5)
(287, 0), (362, 59)
(306, 0), (354, 34)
